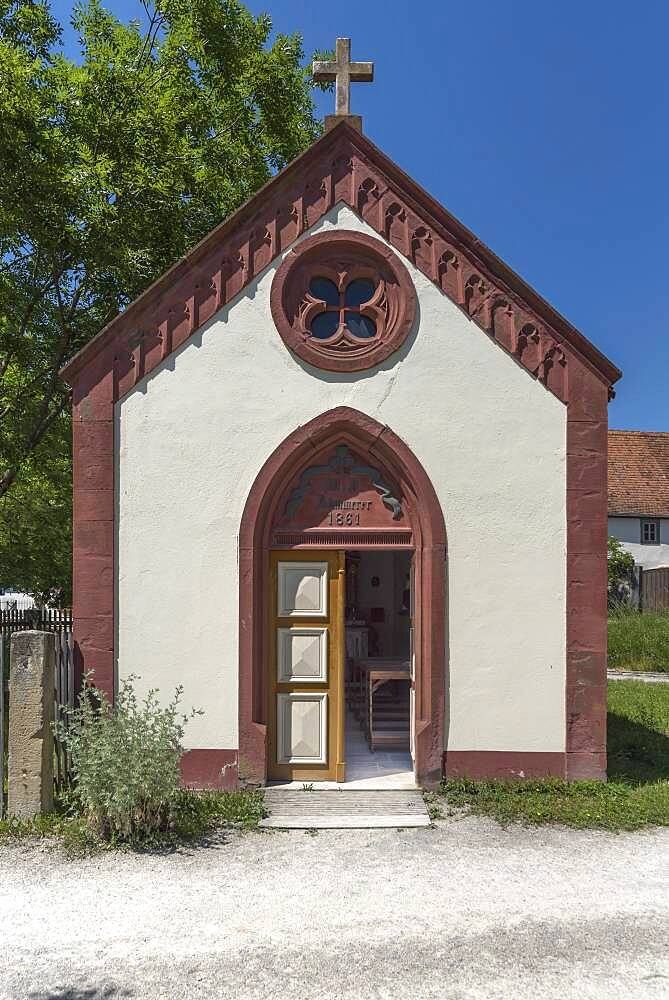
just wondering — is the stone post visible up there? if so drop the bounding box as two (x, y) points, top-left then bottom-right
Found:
(8, 631), (55, 818)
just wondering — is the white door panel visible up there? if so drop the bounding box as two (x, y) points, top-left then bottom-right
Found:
(277, 627), (328, 683)
(277, 561), (328, 617)
(276, 692), (328, 764)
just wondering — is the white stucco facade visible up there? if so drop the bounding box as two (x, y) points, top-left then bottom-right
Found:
(116, 205), (567, 754)
(608, 516), (669, 569)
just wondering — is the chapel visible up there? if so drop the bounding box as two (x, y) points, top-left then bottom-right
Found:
(61, 39), (621, 789)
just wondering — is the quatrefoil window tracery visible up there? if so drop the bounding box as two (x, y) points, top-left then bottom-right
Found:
(307, 275), (379, 342)
(270, 230), (417, 373)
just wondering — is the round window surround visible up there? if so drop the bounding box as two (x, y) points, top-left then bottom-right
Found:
(270, 230), (417, 373)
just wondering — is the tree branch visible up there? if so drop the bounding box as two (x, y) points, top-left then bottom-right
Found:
(0, 271), (78, 496)
(0, 391), (71, 498)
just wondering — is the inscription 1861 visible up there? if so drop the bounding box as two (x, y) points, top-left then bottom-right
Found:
(319, 495), (372, 526)
(275, 445), (404, 531)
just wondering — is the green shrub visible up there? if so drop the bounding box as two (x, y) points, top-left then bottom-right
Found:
(56, 675), (199, 843)
(0, 787), (267, 852)
(607, 537), (636, 607)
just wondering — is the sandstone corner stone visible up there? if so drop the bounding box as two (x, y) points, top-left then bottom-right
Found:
(7, 631), (55, 819)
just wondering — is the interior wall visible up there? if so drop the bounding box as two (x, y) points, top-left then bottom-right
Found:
(116, 204), (567, 754)
(351, 551), (411, 656)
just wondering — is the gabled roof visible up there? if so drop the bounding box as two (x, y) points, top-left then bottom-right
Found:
(608, 431), (669, 518)
(60, 121), (622, 399)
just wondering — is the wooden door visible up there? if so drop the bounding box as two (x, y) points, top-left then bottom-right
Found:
(268, 550), (345, 782)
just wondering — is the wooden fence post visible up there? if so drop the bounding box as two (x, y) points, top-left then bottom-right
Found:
(0, 637), (5, 820)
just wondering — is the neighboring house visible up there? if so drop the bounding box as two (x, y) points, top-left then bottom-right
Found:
(0, 590), (35, 611)
(608, 430), (669, 569)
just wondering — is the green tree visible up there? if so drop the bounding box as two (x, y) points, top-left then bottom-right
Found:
(0, 413), (71, 603)
(0, 0), (328, 599)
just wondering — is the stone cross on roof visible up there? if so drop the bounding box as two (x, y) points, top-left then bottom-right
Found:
(313, 38), (374, 132)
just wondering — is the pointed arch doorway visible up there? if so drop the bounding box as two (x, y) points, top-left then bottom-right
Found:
(238, 407), (447, 788)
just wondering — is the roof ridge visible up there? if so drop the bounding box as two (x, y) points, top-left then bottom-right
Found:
(609, 429), (669, 436)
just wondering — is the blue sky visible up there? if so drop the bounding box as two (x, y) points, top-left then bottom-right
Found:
(51, 0), (669, 430)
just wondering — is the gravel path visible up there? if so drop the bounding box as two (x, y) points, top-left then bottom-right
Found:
(1, 818), (668, 1000)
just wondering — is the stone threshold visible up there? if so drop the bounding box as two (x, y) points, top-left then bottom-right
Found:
(267, 776), (417, 791)
(260, 814), (430, 829)
(260, 788), (430, 830)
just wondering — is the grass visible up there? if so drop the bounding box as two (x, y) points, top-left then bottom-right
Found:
(436, 681), (669, 831)
(608, 606), (669, 672)
(168, 787), (267, 839)
(3, 683), (667, 842)
(0, 787), (267, 854)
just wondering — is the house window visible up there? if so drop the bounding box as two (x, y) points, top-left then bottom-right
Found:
(641, 519), (660, 544)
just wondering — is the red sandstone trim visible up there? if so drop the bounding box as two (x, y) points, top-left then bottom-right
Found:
(60, 123), (620, 391)
(444, 751), (566, 780)
(238, 406), (447, 788)
(270, 229), (416, 372)
(565, 361), (609, 780)
(180, 750), (239, 791)
(71, 359), (115, 700)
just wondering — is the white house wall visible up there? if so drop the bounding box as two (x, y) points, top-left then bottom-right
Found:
(608, 516), (669, 569)
(116, 205), (567, 753)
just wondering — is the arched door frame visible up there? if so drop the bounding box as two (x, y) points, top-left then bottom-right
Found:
(238, 406), (447, 787)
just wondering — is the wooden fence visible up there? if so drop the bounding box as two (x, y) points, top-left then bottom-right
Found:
(0, 636), (6, 820)
(54, 632), (76, 796)
(0, 630), (75, 819)
(641, 567), (669, 612)
(0, 607), (73, 642)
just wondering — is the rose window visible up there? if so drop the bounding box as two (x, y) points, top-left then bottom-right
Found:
(270, 230), (417, 373)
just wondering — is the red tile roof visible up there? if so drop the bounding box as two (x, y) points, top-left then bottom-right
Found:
(608, 431), (669, 517)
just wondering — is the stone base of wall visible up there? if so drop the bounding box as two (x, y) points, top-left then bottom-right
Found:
(180, 750), (238, 790)
(178, 748), (608, 790)
(443, 750), (606, 781)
